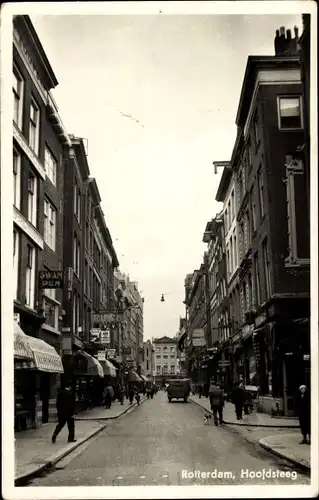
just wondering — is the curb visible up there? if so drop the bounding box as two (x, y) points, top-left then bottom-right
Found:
(259, 439), (311, 473)
(15, 396), (147, 485)
(74, 396), (147, 421)
(15, 423), (107, 486)
(189, 398), (299, 428)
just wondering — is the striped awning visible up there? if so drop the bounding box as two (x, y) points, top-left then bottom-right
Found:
(14, 322), (64, 373)
(100, 359), (117, 377)
(140, 374), (148, 382)
(127, 370), (143, 383)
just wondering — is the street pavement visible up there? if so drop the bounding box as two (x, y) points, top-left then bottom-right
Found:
(27, 391), (309, 486)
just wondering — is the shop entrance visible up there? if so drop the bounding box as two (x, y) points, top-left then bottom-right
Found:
(283, 354), (298, 416)
(40, 373), (50, 424)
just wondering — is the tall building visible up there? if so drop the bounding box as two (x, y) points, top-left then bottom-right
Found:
(210, 26), (310, 416)
(13, 15), (66, 428)
(153, 336), (178, 383)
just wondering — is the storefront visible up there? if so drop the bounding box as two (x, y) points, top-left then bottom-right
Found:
(14, 321), (64, 431)
(71, 350), (104, 412)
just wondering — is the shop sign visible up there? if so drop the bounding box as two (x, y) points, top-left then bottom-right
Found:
(97, 350), (106, 361)
(92, 313), (116, 326)
(100, 330), (110, 345)
(107, 349), (116, 359)
(303, 354), (310, 361)
(192, 329), (205, 347)
(90, 329), (101, 341)
(219, 360), (231, 367)
(66, 267), (73, 292)
(39, 270), (63, 289)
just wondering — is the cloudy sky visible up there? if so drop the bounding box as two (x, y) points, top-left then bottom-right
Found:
(30, 10), (301, 341)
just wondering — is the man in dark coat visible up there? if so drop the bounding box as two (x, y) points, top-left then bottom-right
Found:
(232, 382), (245, 420)
(208, 380), (225, 425)
(52, 385), (76, 443)
(296, 384), (310, 444)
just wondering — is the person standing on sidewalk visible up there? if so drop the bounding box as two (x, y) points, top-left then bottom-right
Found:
(104, 384), (114, 409)
(232, 382), (245, 420)
(296, 384), (310, 444)
(52, 385), (76, 444)
(208, 380), (224, 426)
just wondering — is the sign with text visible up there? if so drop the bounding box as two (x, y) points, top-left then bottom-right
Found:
(192, 329), (205, 347)
(39, 270), (63, 289)
(100, 329), (110, 345)
(92, 313), (116, 327)
(97, 350), (106, 361)
(106, 349), (116, 359)
(90, 329), (101, 342)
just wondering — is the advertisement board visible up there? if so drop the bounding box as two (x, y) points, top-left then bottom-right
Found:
(100, 329), (110, 345)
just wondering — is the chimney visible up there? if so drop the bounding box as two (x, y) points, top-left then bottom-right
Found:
(274, 25), (299, 56)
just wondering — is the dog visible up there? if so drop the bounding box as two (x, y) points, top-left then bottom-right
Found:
(204, 414), (212, 425)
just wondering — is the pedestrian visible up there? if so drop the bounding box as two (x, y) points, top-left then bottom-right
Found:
(208, 379), (225, 426)
(296, 384), (310, 444)
(128, 384), (134, 404)
(52, 384), (76, 444)
(118, 383), (125, 405)
(104, 383), (114, 409)
(232, 382), (245, 420)
(198, 383), (203, 399)
(135, 387), (140, 405)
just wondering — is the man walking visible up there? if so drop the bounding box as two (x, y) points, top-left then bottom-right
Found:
(296, 384), (310, 444)
(208, 380), (224, 426)
(52, 384), (76, 444)
(232, 382), (245, 420)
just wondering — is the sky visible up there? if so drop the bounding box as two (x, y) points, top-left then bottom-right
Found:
(30, 11), (302, 341)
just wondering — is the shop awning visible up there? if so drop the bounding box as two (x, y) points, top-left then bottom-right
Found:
(100, 359), (117, 377)
(127, 370), (143, 383)
(140, 374), (148, 382)
(253, 327), (264, 337)
(14, 322), (64, 373)
(73, 351), (104, 378)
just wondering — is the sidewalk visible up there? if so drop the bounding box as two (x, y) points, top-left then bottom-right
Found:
(75, 397), (146, 421)
(189, 395), (310, 472)
(259, 433), (311, 471)
(15, 397), (147, 484)
(189, 395), (299, 427)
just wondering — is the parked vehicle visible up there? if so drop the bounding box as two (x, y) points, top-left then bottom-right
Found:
(167, 378), (191, 403)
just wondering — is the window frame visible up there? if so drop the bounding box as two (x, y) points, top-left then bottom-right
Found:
(25, 244), (36, 309)
(13, 148), (21, 210)
(258, 167), (265, 219)
(13, 66), (24, 129)
(44, 198), (57, 251)
(44, 146), (57, 186)
(277, 95), (303, 131)
(29, 98), (40, 155)
(27, 172), (37, 227)
(13, 228), (20, 300)
(262, 238), (271, 299)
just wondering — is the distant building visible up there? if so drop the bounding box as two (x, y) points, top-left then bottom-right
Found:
(141, 340), (155, 377)
(153, 336), (178, 383)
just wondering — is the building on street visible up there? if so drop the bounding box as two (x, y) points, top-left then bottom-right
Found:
(141, 340), (155, 378)
(13, 15), (66, 429)
(153, 336), (178, 384)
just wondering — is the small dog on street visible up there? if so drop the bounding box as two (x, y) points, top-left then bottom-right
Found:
(204, 414), (212, 424)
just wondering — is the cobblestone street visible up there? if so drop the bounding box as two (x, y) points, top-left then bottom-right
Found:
(28, 392), (310, 486)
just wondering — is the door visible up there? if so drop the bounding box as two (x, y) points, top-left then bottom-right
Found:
(40, 373), (50, 423)
(283, 356), (298, 416)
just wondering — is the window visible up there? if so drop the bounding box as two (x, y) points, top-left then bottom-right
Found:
(278, 96), (302, 129)
(163, 365), (168, 375)
(251, 185), (257, 232)
(73, 234), (80, 276)
(44, 147), (57, 186)
(262, 238), (271, 299)
(13, 149), (21, 210)
(28, 172), (37, 227)
(44, 199), (56, 250)
(233, 234), (237, 269)
(224, 209), (228, 233)
(227, 248), (230, 276)
(74, 184), (81, 221)
(156, 355), (161, 359)
(257, 168), (265, 219)
(254, 252), (261, 307)
(170, 365), (175, 374)
(170, 354), (175, 359)
(29, 99), (40, 154)
(163, 354), (168, 359)
(247, 139), (252, 169)
(13, 229), (20, 300)
(253, 111), (260, 147)
(43, 285), (59, 330)
(228, 201), (231, 228)
(146, 361), (149, 371)
(156, 365), (161, 374)
(231, 190), (235, 221)
(229, 237), (233, 275)
(170, 346), (175, 352)
(13, 67), (24, 128)
(25, 245), (36, 308)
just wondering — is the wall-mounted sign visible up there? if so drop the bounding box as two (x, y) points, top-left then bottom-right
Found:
(39, 270), (63, 289)
(100, 329), (110, 346)
(92, 313), (116, 326)
(192, 329), (206, 347)
(97, 350), (106, 361)
(90, 329), (101, 341)
(66, 267), (73, 292)
(107, 349), (116, 359)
